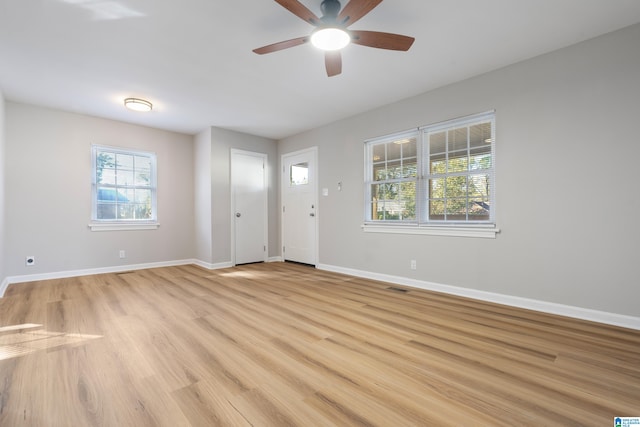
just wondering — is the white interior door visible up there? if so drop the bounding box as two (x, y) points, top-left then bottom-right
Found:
(282, 147), (317, 265)
(232, 150), (267, 265)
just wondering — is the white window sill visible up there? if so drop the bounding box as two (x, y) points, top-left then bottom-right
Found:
(89, 222), (160, 232)
(361, 223), (499, 239)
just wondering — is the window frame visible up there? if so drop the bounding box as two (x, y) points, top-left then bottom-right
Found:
(89, 145), (159, 231)
(363, 111), (498, 239)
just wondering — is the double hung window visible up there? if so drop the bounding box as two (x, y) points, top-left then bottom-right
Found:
(364, 112), (496, 236)
(91, 145), (158, 230)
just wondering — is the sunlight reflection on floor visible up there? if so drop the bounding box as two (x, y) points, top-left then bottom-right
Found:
(0, 324), (102, 361)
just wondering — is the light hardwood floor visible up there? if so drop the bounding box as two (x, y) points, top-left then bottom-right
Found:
(0, 262), (638, 426)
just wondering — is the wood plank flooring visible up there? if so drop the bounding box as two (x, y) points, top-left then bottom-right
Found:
(0, 262), (638, 426)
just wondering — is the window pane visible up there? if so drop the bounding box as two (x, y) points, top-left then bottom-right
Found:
(398, 181), (416, 220)
(447, 155), (468, 173)
(469, 199), (490, 220)
(291, 163), (308, 186)
(97, 187), (126, 202)
(98, 168), (116, 185)
(430, 158), (446, 174)
(97, 203), (116, 220)
(134, 203), (152, 220)
(387, 141), (402, 161)
(372, 144), (386, 163)
(120, 189), (135, 202)
(116, 170), (134, 186)
(387, 160), (403, 179)
(135, 155), (151, 171)
(96, 152), (115, 184)
(135, 189), (151, 204)
(370, 182), (415, 220)
(402, 160), (417, 178)
(373, 163), (387, 181)
(430, 178), (445, 198)
(371, 183), (388, 200)
(469, 174), (490, 198)
(135, 155), (152, 186)
(445, 176), (468, 198)
(447, 127), (468, 173)
(429, 199), (445, 220)
(116, 153), (134, 170)
(470, 122), (492, 149)
(118, 204), (134, 220)
(449, 127), (468, 155)
(470, 150), (491, 170)
(446, 198), (468, 219)
(135, 171), (151, 186)
(429, 132), (446, 155)
(402, 139), (417, 157)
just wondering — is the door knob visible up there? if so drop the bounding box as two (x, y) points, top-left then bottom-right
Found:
(309, 213), (315, 217)
(236, 212), (241, 217)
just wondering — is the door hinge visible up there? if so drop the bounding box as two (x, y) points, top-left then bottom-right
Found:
(264, 245), (266, 252)
(283, 206), (285, 213)
(283, 246), (285, 252)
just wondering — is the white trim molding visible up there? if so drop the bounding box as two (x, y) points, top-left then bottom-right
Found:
(362, 224), (499, 239)
(316, 263), (640, 331)
(0, 278), (10, 299)
(192, 260), (233, 270)
(89, 222), (160, 231)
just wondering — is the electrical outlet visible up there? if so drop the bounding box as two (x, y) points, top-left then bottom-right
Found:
(26, 256), (35, 266)
(119, 250), (126, 259)
(410, 260), (416, 270)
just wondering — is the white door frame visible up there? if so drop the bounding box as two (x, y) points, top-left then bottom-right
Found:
(281, 146), (319, 265)
(231, 149), (268, 266)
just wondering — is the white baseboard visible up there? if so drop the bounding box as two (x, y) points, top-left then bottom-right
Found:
(0, 278), (10, 299)
(0, 259), (256, 297)
(3, 259), (637, 330)
(192, 260), (233, 270)
(317, 263), (640, 331)
(0, 259), (203, 297)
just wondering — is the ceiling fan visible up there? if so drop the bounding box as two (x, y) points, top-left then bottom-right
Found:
(253, 0), (415, 77)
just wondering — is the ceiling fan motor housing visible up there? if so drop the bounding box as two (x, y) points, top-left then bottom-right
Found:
(320, 0), (342, 21)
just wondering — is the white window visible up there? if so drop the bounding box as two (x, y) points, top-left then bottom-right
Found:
(90, 145), (158, 231)
(364, 112), (497, 238)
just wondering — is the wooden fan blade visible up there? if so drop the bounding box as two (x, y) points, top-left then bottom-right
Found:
(253, 36), (309, 54)
(325, 51), (342, 77)
(275, 0), (320, 26)
(338, 0), (383, 26)
(350, 30), (415, 51)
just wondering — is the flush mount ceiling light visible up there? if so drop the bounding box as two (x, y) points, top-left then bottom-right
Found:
(311, 27), (350, 51)
(124, 98), (152, 112)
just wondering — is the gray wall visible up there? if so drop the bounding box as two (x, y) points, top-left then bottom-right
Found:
(279, 24), (640, 317)
(208, 127), (278, 265)
(5, 103), (195, 276)
(194, 127), (213, 264)
(0, 90), (5, 283)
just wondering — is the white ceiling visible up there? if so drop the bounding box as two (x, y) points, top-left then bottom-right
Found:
(1, 0), (639, 140)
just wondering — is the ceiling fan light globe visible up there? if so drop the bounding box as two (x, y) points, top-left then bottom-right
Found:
(311, 28), (350, 51)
